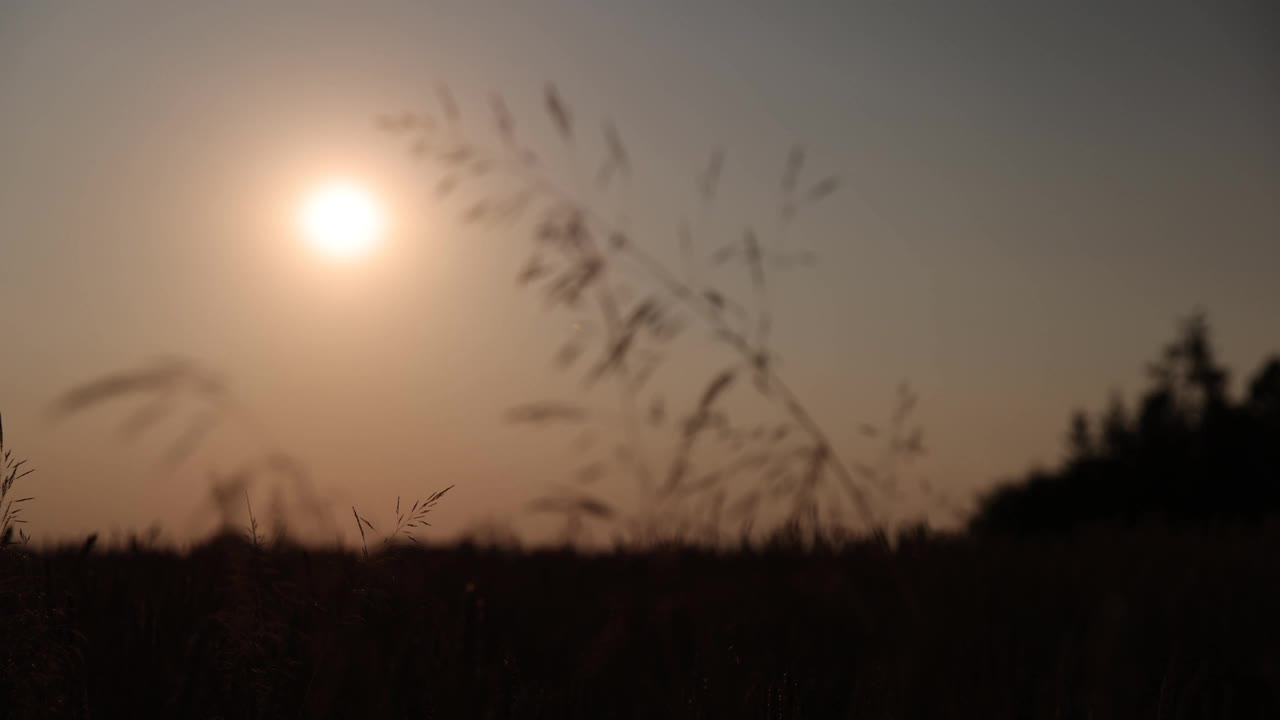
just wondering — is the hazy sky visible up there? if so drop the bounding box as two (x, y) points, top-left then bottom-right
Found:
(2, 1), (1278, 542)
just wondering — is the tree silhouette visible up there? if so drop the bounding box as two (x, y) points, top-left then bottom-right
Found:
(971, 312), (1280, 535)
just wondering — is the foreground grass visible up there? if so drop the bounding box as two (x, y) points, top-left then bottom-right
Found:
(2, 526), (1278, 718)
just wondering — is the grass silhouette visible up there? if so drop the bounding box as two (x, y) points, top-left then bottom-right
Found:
(378, 85), (929, 544)
(0, 413), (35, 547)
(2, 526), (1279, 717)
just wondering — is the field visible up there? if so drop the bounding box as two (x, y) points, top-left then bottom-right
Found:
(3, 525), (1278, 719)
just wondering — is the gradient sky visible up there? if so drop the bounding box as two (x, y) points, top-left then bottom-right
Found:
(2, 1), (1278, 543)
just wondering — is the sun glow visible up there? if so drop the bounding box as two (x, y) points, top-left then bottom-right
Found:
(299, 181), (384, 260)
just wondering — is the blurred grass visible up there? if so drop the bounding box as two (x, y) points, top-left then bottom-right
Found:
(2, 525), (1278, 718)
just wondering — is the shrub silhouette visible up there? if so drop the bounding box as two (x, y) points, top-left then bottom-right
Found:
(971, 312), (1280, 535)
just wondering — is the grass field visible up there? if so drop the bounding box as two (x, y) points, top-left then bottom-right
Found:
(3, 525), (1278, 718)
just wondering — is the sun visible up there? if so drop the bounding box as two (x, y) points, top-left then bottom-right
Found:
(299, 181), (384, 260)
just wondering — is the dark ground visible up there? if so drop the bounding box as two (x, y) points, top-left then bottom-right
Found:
(2, 525), (1278, 719)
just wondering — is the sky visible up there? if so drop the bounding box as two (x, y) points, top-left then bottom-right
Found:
(1, 0), (1278, 544)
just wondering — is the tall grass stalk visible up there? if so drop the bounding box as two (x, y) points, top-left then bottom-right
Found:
(0, 413), (35, 547)
(379, 86), (927, 542)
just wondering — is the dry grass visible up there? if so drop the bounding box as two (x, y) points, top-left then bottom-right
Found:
(0, 413), (35, 547)
(352, 485), (455, 560)
(2, 525), (1278, 717)
(48, 362), (453, 550)
(379, 85), (931, 544)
